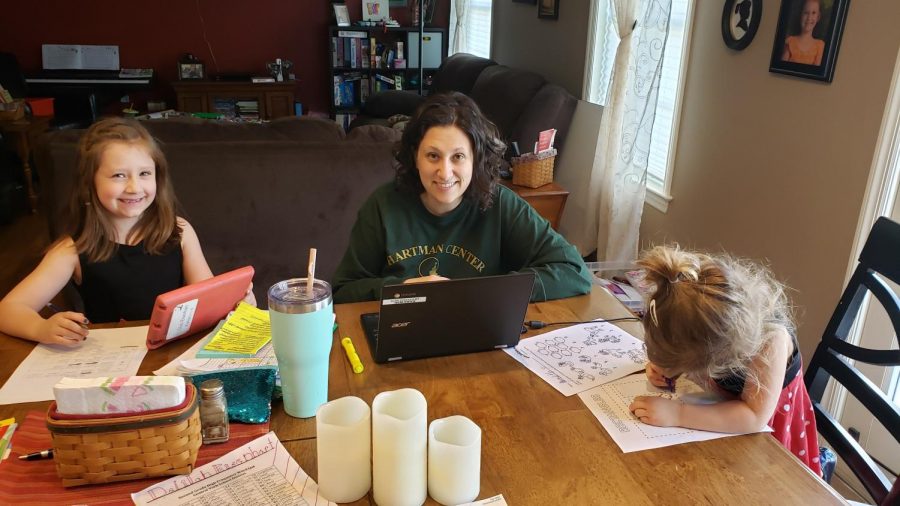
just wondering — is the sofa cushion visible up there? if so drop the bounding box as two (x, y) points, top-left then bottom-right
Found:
(346, 124), (403, 143)
(363, 90), (424, 118)
(469, 65), (546, 143)
(267, 117), (345, 142)
(432, 53), (497, 95)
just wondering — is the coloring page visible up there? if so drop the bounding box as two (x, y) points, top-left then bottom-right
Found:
(578, 374), (769, 453)
(503, 322), (646, 396)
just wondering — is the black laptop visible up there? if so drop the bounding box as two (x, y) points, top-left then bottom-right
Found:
(360, 272), (535, 363)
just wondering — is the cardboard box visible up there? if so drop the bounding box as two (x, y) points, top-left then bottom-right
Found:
(25, 97), (54, 117)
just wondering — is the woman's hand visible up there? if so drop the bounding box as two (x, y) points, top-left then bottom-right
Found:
(645, 362), (677, 388)
(37, 311), (88, 347)
(629, 396), (682, 427)
(403, 275), (449, 284)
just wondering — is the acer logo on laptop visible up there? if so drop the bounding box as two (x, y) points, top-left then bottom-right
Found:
(391, 322), (411, 328)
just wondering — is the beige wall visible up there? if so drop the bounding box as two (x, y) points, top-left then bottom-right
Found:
(640, 2), (900, 360)
(491, 0), (591, 97)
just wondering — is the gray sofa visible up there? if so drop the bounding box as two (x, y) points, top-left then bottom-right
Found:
(351, 53), (578, 153)
(35, 116), (401, 305)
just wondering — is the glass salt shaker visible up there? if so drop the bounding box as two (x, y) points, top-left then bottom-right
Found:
(199, 379), (229, 444)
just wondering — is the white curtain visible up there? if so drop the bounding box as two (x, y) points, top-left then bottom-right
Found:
(449, 0), (470, 55)
(581, 0), (673, 263)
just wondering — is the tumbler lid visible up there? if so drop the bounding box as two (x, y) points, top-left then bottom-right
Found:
(268, 278), (332, 314)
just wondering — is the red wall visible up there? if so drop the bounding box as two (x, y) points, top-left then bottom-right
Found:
(3, 1), (448, 116)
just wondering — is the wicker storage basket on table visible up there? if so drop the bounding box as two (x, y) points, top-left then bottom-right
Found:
(511, 148), (557, 188)
(46, 383), (201, 487)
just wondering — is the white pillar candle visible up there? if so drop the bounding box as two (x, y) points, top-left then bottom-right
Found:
(316, 396), (371, 503)
(427, 415), (482, 505)
(372, 388), (427, 506)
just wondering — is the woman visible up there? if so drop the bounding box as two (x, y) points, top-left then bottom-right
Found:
(332, 92), (591, 303)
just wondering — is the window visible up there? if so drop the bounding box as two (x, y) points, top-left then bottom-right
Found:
(449, 0), (493, 59)
(584, 0), (694, 212)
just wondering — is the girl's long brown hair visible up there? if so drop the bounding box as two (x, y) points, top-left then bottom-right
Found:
(65, 117), (181, 263)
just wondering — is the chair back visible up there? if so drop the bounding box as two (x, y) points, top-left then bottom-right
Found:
(804, 216), (900, 505)
(0, 52), (28, 98)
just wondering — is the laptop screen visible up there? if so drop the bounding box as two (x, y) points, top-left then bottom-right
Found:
(363, 272), (535, 363)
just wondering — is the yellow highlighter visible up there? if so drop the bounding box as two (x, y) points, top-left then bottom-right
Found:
(341, 337), (365, 374)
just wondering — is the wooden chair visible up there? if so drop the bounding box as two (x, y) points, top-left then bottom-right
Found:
(804, 216), (900, 505)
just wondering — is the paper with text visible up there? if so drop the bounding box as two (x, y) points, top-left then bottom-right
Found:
(203, 302), (271, 355)
(460, 494), (508, 505)
(503, 322), (646, 396)
(132, 432), (334, 506)
(0, 326), (148, 405)
(578, 374), (767, 453)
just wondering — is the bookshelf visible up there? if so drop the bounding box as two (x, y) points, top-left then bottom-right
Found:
(328, 25), (447, 129)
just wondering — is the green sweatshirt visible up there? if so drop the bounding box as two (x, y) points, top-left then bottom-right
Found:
(332, 182), (592, 303)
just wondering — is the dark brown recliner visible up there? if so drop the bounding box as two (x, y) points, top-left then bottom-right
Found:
(350, 53), (577, 153)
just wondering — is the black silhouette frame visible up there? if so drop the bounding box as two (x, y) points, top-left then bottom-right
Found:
(722, 0), (761, 50)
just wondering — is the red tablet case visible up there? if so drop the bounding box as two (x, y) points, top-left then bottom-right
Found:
(146, 266), (254, 349)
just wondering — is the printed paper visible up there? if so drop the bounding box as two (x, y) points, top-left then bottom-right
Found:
(503, 322), (646, 396)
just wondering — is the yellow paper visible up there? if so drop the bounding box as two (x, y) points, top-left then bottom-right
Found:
(0, 418), (14, 427)
(203, 302), (271, 355)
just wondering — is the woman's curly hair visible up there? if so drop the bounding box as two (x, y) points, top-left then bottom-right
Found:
(394, 92), (506, 211)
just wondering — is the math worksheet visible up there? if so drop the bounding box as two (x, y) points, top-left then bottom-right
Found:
(503, 322), (646, 396)
(132, 432), (334, 506)
(0, 326), (148, 405)
(578, 374), (767, 453)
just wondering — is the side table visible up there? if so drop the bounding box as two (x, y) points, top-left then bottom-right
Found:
(0, 116), (51, 213)
(500, 180), (570, 230)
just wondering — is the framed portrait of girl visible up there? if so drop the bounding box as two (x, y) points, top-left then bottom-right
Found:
(769, 0), (851, 82)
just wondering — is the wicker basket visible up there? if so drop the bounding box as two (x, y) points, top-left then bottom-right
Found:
(46, 383), (201, 487)
(511, 149), (557, 188)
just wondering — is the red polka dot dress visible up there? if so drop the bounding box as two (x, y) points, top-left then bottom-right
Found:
(768, 366), (821, 476)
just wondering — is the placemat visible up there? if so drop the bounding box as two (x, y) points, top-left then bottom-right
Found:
(0, 411), (270, 505)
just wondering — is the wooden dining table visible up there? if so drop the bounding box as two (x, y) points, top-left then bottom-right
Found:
(0, 287), (847, 505)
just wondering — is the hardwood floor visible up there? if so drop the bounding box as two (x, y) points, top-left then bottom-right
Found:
(0, 211), (51, 296)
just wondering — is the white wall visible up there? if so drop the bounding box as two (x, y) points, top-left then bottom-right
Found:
(640, 2), (900, 360)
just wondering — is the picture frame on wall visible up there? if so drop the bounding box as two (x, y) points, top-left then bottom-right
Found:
(769, 0), (850, 82)
(333, 3), (351, 26)
(722, 0), (762, 51)
(538, 0), (559, 19)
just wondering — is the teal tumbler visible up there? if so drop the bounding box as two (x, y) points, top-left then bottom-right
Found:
(268, 278), (333, 418)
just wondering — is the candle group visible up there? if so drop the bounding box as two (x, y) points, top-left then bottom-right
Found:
(315, 389), (481, 506)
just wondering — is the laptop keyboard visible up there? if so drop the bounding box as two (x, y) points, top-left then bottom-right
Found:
(360, 312), (379, 348)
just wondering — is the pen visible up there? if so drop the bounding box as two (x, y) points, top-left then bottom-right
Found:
(46, 303), (90, 329)
(18, 448), (53, 461)
(664, 375), (675, 393)
(341, 337), (365, 374)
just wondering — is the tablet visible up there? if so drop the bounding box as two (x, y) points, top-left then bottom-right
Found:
(146, 266), (254, 349)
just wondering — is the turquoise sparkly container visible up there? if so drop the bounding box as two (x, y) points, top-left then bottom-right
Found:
(268, 278), (333, 418)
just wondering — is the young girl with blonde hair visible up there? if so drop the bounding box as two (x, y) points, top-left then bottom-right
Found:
(0, 117), (253, 346)
(628, 245), (821, 474)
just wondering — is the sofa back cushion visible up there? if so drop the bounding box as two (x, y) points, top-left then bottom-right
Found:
(509, 83), (577, 153)
(432, 53), (497, 95)
(469, 65), (546, 145)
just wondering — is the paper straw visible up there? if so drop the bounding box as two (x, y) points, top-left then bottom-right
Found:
(307, 248), (317, 295)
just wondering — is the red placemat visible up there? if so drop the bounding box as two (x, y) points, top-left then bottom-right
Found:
(0, 411), (270, 505)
